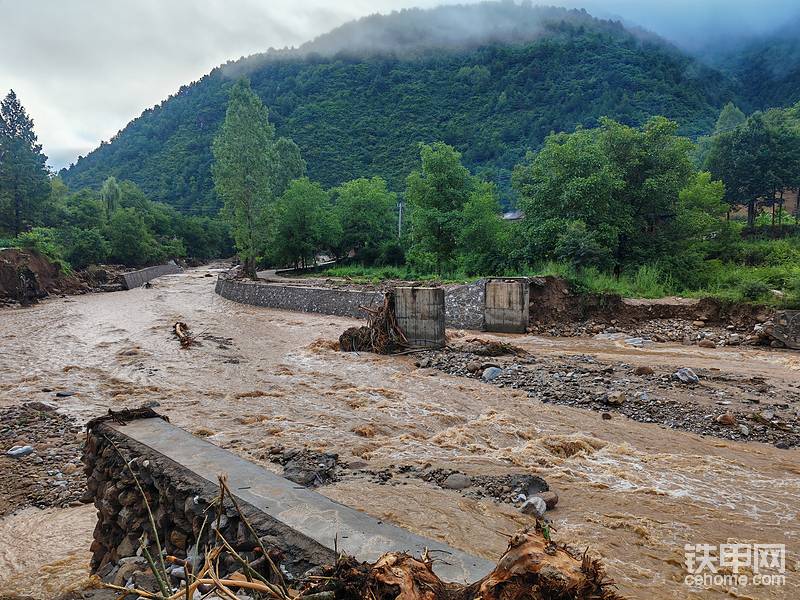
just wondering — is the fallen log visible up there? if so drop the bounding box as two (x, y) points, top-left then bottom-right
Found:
(173, 321), (197, 348)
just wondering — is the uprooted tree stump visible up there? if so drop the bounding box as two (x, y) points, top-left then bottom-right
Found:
(339, 291), (409, 354)
(303, 526), (623, 600)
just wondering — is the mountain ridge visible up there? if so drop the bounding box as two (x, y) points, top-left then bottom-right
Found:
(61, 2), (742, 213)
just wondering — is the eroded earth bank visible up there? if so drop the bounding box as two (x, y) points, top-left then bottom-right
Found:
(0, 265), (798, 599)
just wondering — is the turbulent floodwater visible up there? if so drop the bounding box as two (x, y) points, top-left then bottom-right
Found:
(0, 265), (799, 599)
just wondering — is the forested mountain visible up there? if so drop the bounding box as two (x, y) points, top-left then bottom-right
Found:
(710, 17), (800, 112)
(61, 2), (738, 213)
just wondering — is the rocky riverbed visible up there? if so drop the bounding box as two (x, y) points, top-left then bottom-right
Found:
(414, 343), (800, 448)
(529, 317), (787, 348)
(0, 404), (87, 516)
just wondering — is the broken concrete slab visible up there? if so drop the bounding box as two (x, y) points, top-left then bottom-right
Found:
(772, 310), (800, 350)
(121, 263), (182, 290)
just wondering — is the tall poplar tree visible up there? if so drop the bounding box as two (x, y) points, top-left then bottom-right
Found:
(0, 90), (50, 235)
(211, 79), (304, 277)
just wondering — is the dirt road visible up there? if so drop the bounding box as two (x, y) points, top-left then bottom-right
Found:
(0, 264), (798, 599)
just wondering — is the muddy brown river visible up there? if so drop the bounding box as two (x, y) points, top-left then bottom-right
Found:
(0, 265), (798, 599)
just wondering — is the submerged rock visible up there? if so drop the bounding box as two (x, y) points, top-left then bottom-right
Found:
(536, 490), (559, 510)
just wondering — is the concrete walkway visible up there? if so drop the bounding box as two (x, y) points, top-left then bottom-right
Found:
(110, 418), (494, 583)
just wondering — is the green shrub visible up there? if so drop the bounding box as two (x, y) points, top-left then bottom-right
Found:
(15, 228), (71, 273)
(63, 228), (110, 269)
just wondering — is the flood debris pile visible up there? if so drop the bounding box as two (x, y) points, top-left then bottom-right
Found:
(0, 404), (87, 515)
(339, 291), (409, 354)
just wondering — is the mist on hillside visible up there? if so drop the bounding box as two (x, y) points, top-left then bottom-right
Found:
(223, 0), (800, 71)
(297, 3), (637, 57)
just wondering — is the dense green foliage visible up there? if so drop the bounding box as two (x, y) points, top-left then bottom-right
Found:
(61, 4), (736, 211)
(513, 116), (700, 270)
(705, 108), (800, 227)
(270, 178), (339, 268)
(331, 177), (396, 263)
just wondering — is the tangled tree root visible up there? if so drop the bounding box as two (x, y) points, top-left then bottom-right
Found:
(302, 525), (622, 600)
(339, 291), (409, 354)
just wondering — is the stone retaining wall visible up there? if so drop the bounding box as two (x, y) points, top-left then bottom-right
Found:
(82, 416), (492, 590)
(215, 277), (384, 318)
(83, 422), (334, 581)
(444, 279), (485, 330)
(216, 275), (486, 330)
(121, 263), (182, 290)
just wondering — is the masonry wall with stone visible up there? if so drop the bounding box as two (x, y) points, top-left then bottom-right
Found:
(121, 263), (182, 290)
(215, 277), (384, 318)
(83, 422), (334, 584)
(216, 274), (487, 330)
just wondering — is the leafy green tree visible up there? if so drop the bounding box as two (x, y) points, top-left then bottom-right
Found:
(15, 227), (69, 271)
(332, 177), (395, 263)
(63, 227), (110, 269)
(706, 111), (800, 228)
(212, 79), (305, 276)
(211, 79), (274, 277)
(676, 171), (728, 236)
(59, 189), (106, 230)
(554, 221), (613, 272)
(0, 90), (50, 235)
(457, 181), (510, 275)
(270, 177), (339, 268)
(106, 208), (159, 266)
(714, 102), (746, 134)
(514, 117), (696, 271)
(100, 176), (121, 222)
(406, 142), (475, 273)
(271, 137), (306, 198)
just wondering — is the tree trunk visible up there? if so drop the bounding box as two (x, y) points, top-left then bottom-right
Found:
(747, 199), (756, 230)
(13, 190), (21, 236)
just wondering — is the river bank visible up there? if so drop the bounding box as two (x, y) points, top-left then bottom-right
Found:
(0, 264), (798, 599)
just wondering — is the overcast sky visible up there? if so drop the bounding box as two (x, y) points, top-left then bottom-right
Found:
(2, 0), (798, 170)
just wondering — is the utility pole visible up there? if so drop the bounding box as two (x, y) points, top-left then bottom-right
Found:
(397, 198), (404, 238)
